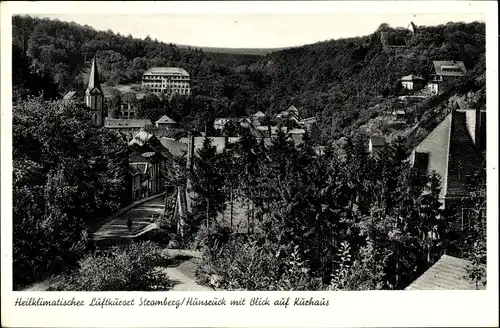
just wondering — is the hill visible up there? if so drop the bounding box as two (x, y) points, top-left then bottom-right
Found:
(12, 15), (485, 144)
(177, 44), (283, 56)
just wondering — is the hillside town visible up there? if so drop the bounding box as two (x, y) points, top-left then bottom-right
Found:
(11, 15), (487, 293)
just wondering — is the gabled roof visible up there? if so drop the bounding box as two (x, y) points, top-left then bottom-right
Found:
(301, 117), (317, 124)
(63, 91), (79, 100)
(129, 130), (155, 147)
(86, 56), (103, 94)
(130, 162), (148, 175)
(105, 119), (152, 129)
(406, 254), (485, 290)
(287, 105), (299, 113)
(155, 115), (177, 124)
(252, 111), (266, 117)
(370, 136), (386, 146)
(392, 110), (406, 115)
(127, 164), (142, 176)
(433, 60), (467, 77)
(160, 137), (187, 157)
(401, 74), (425, 81)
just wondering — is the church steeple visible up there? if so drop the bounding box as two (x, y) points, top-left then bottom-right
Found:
(85, 54), (105, 126)
(86, 55), (103, 95)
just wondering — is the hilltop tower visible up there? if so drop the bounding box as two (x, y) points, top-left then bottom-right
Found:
(85, 55), (105, 126)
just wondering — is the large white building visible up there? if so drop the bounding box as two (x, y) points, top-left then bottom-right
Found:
(141, 67), (191, 96)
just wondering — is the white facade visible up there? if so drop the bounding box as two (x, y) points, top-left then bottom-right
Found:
(142, 67), (191, 96)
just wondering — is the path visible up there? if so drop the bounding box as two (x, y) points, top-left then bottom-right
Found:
(24, 197), (213, 291)
(93, 196), (165, 246)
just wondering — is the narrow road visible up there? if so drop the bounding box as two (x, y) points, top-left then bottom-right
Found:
(93, 196), (165, 246)
(161, 266), (213, 291)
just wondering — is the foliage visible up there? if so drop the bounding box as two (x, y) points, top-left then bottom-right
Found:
(13, 97), (128, 289)
(50, 242), (172, 291)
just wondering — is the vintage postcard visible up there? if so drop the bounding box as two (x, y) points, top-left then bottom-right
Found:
(1, 1), (498, 327)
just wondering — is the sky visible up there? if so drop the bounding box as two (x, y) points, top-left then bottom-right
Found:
(33, 12), (485, 49)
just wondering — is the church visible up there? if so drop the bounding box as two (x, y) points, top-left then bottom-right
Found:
(63, 55), (105, 126)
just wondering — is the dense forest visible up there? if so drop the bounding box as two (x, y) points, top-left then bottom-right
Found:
(13, 15), (485, 143)
(11, 15), (487, 291)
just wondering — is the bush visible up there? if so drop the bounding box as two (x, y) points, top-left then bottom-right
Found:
(50, 241), (172, 291)
(196, 236), (324, 291)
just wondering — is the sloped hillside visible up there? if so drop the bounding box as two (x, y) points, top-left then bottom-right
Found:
(13, 16), (485, 143)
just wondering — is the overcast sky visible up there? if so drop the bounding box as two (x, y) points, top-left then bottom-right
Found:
(7, 1), (485, 49)
(32, 13), (483, 49)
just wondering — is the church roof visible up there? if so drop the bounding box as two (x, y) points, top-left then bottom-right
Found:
(86, 56), (103, 94)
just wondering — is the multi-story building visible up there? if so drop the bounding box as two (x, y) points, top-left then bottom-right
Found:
(141, 67), (191, 96)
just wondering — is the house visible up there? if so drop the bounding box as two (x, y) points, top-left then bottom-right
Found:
(391, 110), (406, 121)
(428, 60), (467, 95)
(400, 74), (426, 91)
(127, 130), (177, 198)
(300, 117), (317, 131)
(129, 129), (173, 160)
(256, 125), (288, 137)
(127, 164), (143, 202)
(129, 150), (163, 198)
(368, 136), (386, 155)
(410, 108), (486, 213)
(252, 111), (266, 118)
(155, 115), (178, 129)
(276, 105), (300, 122)
(405, 254), (485, 290)
(63, 90), (82, 101)
(104, 119), (153, 141)
(251, 111), (266, 126)
(141, 67), (191, 96)
(119, 92), (138, 119)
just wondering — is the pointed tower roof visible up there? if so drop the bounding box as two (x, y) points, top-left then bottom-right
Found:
(86, 55), (103, 94)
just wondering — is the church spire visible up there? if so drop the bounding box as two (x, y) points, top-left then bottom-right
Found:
(86, 54), (102, 94)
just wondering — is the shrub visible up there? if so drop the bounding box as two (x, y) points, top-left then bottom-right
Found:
(50, 241), (172, 291)
(196, 236), (324, 291)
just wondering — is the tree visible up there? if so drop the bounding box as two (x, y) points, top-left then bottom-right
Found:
(12, 97), (129, 289)
(137, 93), (163, 122)
(109, 92), (122, 118)
(191, 137), (227, 230)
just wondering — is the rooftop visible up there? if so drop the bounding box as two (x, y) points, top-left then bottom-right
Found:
(433, 60), (467, 77)
(370, 136), (386, 146)
(252, 111), (266, 117)
(160, 137), (187, 157)
(155, 115), (177, 124)
(63, 90), (79, 100)
(401, 74), (425, 81)
(143, 67), (190, 77)
(105, 119), (152, 128)
(406, 254), (486, 290)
